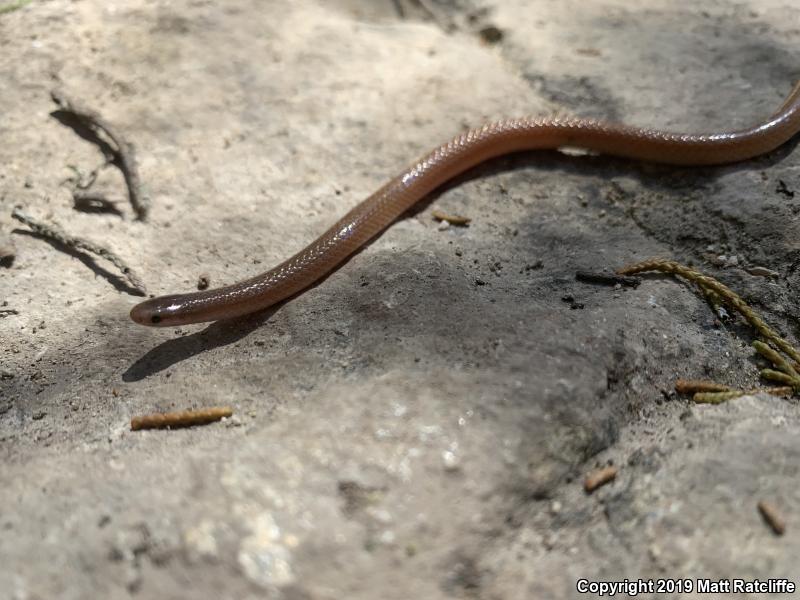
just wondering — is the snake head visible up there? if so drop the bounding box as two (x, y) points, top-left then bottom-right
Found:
(130, 295), (193, 327)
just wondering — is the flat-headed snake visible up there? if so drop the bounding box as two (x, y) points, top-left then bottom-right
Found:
(131, 80), (800, 327)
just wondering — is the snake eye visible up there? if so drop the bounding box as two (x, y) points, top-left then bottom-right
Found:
(151, 315), (162, 324)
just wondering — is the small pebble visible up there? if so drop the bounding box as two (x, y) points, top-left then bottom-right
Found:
(478, 25), (503, 44)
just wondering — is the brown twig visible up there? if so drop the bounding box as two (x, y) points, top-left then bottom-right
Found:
(50, 90), (149, 220)
(693, 387), (793, 404)
(432, 209), (471, 226)
(674, 379), (732, 394)
(757, 500), (786, 535)
(11, 208), (146, 295)
(584, 465), (617, 493)
(130, 406), (233, 431)
(677, 379), (792, 403)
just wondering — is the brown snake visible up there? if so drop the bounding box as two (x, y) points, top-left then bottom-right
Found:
(131, 80), (800, 327)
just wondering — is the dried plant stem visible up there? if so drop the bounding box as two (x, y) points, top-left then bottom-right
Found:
(431, 209), (471, 226)
(130, 406), (233, 431)
(698, 284), (726, 314)
(674, 379), (732, 394)
(618, 259), (800, 365)
(760, 369), (798, 386)
(51, 90), (149, 220)
(622, 258), (800, 401)
(753, 341), (800, 382)
(757, 500), (786, 535)
(584, 465), (617, 493)
(12, 208), (146, 294)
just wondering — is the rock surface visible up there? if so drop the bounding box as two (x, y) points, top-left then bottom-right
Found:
(1, 0), (798, 598)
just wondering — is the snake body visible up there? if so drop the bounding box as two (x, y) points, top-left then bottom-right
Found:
(131, 80), (800, 327)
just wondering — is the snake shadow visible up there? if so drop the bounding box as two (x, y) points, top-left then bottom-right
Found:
(122, 305), (280, 381)
(50, 110), (117, 160)
(122, 250), (378, 380)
